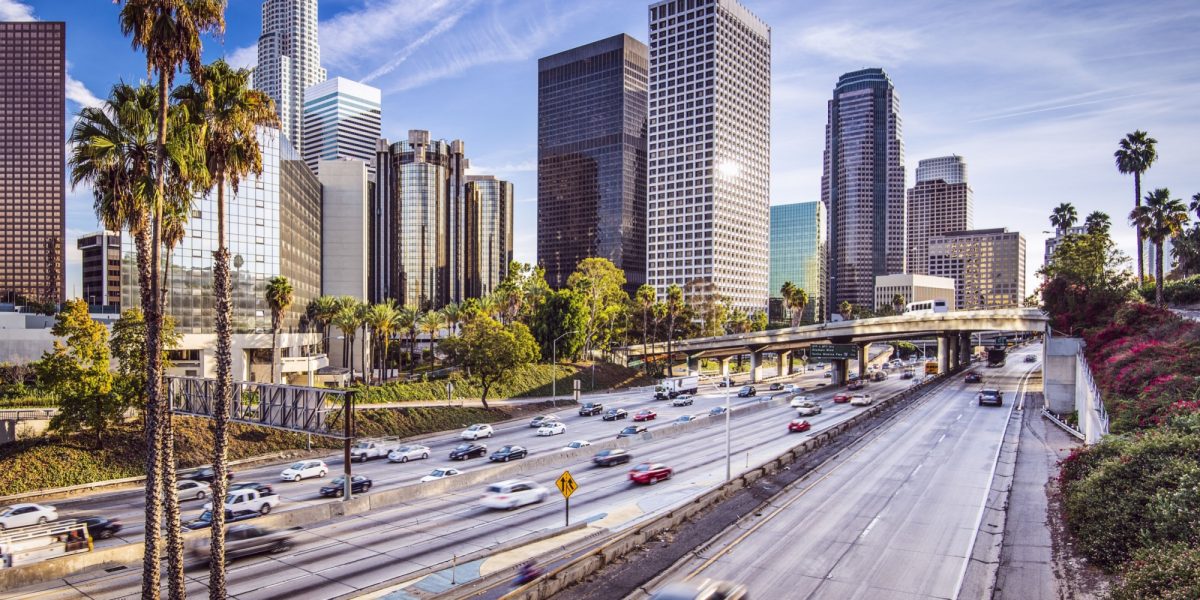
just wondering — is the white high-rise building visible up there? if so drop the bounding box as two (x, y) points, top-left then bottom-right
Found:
(303, 77), (382, 178)
(915, 155), (967, 185)
(256, 0), (326, 156)
(646, 0), (771, 312)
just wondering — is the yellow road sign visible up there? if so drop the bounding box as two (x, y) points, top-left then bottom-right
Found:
(555, 470), (578, 500)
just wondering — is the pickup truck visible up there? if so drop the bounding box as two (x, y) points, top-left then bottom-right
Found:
(203, 488), (280, 516)
(350, 440), (398, 463)
(578, 402), (604, 416)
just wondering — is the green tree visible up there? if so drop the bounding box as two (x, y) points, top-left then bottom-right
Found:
(780, 281), (809, 326)
(442, 316), (539, 408)
(364, 302), (399, 383)
(37, 300), (116, 448)
(110, 308), (180, 420)
(726, 306), (751, 334)
(307, 295), (339, 354)
(394, 305), (418, 369)
(749, 310), (768, 332)
(442, 302), (462, 338)
(264, 276), (293, 384)
(1173, 225), (1200, 277)
(1130, 188), (1191, 306)
(493, 261), (551, 325)
(1084, 210), (1112, 236)
(1038, 230), (1135, 333)
(1115, 130), (1159, 284)
(664, 284), (684, 377)
(891, 293), (905, 315)
(1191, 192), (1200, 220)
(1050, 202), (1078, 234)
(333, 302), (364, 373)
(838, 300), (854, 320)
(418, 310), (444, 366)
(634, 284), (656, 373)
(568, 258), (628, 355)
(530, 289), (587, 361)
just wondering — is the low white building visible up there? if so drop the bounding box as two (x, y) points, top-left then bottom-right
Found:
(874, 274), (957, 312)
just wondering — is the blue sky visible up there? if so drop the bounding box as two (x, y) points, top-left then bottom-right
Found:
(6, 0), (1200, 298)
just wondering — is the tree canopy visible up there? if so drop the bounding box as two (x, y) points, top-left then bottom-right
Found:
(442, 315), (540, 408)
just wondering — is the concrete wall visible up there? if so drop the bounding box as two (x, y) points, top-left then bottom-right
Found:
(1043, 337), (1080, 414)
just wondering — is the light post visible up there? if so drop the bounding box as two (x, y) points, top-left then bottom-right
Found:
(552, 330), (582, 401)
(725, 384), (732, 481)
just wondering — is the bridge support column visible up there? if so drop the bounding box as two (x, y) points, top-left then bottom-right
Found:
(833, 359), (849, 387)
(685, 355), (697, 375)
(780, 351), (793, 376)
(938, 336), (950, 374)
(719, 357), (731, 378)
(749, 350), (764, 383)
(858, 342), (869, 380)
(959, 333), (972, 366)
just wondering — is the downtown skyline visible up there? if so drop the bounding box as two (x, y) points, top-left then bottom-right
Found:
(4, 0), (1199, 300)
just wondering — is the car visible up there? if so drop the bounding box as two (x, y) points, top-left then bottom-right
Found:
(633, 409), (657, 422)
(872, 371), (888, 382)
(965, 372), (983, 384)
(228, 482), (274, 496)
(578, 402), (604, 416)
(850, 394), (874, 406)
(193, 525), (294, 564)
(617, 425), (648, 438)
(280, 460), (327, 482)
(529, 415), (560, 428)
(388, 444), (432, 463)
(789, 394), (811, 408)
(602, 408), (628, 421)
(186, 466), (234, 483)
(847, 380), (865, 391)
(1024, 354), (1037, 363)
(629, 463), (673, 485)
(716, 378), (730, 387)
(320, 475), (372, 497)
(824, 371), (833, 379)
(537, 422), (567, 436)
(562, 440), (592, 451)
(176, 479), (211, 501)
(793, 400), (822, 416)
(670, 394), (694, 407)
(832, 393), (851, 404)
(783, 384), (804, 394)
(420, 467), (462, 483)
(651, 580), (749, 600)
(490, 445), (528, 462)
(676, 414), (696, 423)
(76, 516), (122, 540)
(204, 486), (280, 515)
(737, 386), (756, 398)
(848, 372), (860, 381)
(0, 503), (57, 530)
(978, 389), (1003, 406)
(350, 440), (397, 462)
(788, 419), (812, 433)
(183, 509), (260, 531)
(593, 448), (633, 467)
(460, 424), (494, 440)
(769, 382), (783, 391)
(709, 406), (727, 416)
(480, 479), (549, 510)
(450, 442), (488, 460)
(900, 369), (915, 380)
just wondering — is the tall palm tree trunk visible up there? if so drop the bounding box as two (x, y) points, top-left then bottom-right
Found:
(270, 327), (279, 384)
(642, 311), (649, 375)
(1135, 172), (1144, 284)
(209, 178), (233, 597)
(666, 315), (675, 378)
(1156, 240), (1165, 305)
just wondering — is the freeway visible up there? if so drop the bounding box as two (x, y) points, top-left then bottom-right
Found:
(5, 357), (914, 598)
(645, 345), (1040, 600)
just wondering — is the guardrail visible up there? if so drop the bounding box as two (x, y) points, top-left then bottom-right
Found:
(0, 409), (57, 421)
(1075, 347), (1109, 444)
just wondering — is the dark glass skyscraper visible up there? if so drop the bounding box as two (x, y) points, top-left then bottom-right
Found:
(0, 22), (65, 305)
(822, 68), (905, 315)
(537, 34), (647, 290)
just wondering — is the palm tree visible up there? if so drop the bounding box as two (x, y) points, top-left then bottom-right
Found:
(173, 57), (276, 593)
(838, 300), (854, 320)
(635, 285), (656, 374)
(418, 310), (444, 366)
(1115, 130), (1159, 284)
(394, 305), (417, 370)
(265, 276), (293, 384)
(1190, 193), (1200, 221)
(442, 302), (462, 338)
(1084, 211), (1112, 236)
(307, 296), (339, 354)
(365, 302), (399, 383)
(332, 303), (363, 376)
(664, 284), (684, 377)
(1049, 202), (1078, 235)
(891, 293), (905, 315)
(780, 281), (809, 327)
(1130, 188), (1190, 305)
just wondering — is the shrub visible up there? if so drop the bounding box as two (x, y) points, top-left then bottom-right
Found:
(1110, 542), (1200, 600)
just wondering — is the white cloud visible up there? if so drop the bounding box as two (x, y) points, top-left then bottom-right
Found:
(468, 159), (535, 176)
(226, 43), (258, 70)
(0, 0), (35, 21)
(792, 23), (922, 65)
(65, 74), (101, 108)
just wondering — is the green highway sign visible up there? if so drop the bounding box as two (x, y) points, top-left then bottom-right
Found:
(808, 344), (857, 360)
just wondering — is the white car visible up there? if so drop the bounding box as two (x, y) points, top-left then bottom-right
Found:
(420, 467), (461, 483)
(280, 460), (327, 482)
(388, 444), (432, 463)
(537, 422), (567, 436)
(0, 503), (57, 530)
(461, 424), (494, 440)
(783, 384), (803, 394)
(529, 415), (560, 428)
(176, 479), (211, 501)
(850, 394), (874, 406)
(789, 394), (811, 408)
(793, 400), (822, 416)
(670, 395), (694, 407)
(562, 440), (592, 451)
(480, 479), (549, 510)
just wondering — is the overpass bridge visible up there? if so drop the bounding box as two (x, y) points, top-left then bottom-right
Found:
(625, 308), (1049, 384)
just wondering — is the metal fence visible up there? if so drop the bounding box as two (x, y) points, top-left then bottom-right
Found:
(166, 376), (351, 439)
(1074, 346), (1110, 444)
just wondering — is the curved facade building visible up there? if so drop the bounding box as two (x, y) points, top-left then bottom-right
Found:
(465, 175), (513, 298)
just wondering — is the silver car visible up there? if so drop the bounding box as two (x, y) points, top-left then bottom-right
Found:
(793, 401), (822, 416)
(388, 444), (431, 463)
(176, 479), (211, 501)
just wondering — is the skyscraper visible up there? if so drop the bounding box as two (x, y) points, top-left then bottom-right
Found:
(822, 68), (905, 314)
(0, 22), (65, 305)
(768, 202), (826, 323)
(647, 0), (771, 312)
(302, 77), (381, 178)
(537, 34), (648, 290)
(255, 0), (326, 155)
(465, 175), (514, 298)
(77, 231), (121, 311)
(907, 155), (972, 275)
(928, 228), (1026, 310)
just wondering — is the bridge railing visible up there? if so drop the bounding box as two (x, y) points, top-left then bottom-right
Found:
(1074, 346), (1109, 443)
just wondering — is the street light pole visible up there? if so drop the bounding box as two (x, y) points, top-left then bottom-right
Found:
(552, 330), (582, 401)
(725, 385), (732, 481)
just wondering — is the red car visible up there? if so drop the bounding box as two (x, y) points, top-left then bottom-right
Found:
(788, 419), (812, 433)
(833, 393), (851, 403)
(633, 409), (657, 422)
(629, 463), (673, 485)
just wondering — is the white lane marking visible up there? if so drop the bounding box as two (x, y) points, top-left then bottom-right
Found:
(911, 463), (923, 477)
(956, 413), (963, 422)
(860, 515), (881, 539)
(936, 433), (947, 445)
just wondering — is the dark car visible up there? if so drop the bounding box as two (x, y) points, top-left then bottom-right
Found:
(77, 516), (122, 540)
(229, 482), (274, 496)
(847, 380), (865, 391)
(676, 414), (696, 423)
(1024, 354), (1037, 363)
(579, 402), (604, 416)
(489, 445), (528, 462)
(320, 475), (372, 497)
(593, 448), (633, 467)
(184, 509), (259, 531)
(617, 425), (648, 438)
(191, 525), (294, 563)
(602, 408), (628, 421)
(709, 406), (727, 416)
(186, 467), (234, 484)
(824, 371), (833, 379)
(965, 372), (983, 384)
(900, 370), (915, 380)
(737, 386), (756, 398)
(978, 389), (1003, 407)
(450, 443), (488, 460)
(769, 382), (783, 391)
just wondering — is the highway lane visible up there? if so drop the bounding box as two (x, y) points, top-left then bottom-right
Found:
(8, 362), (911, 598)
(647, 346), (1039, 600)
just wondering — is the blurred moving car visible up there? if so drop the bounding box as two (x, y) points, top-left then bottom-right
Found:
(562, 440), (592, 451)
(176, 480), (211, 501)
(183, 508), (259, 531)
(737, 386), (756, 398)
(629, 463), (673, 485)
(320, 475), (372, 497)
(617, 425), (648, 438)
(489, 445), (528, 462)
(709, 406), (727, 416)
(450, 443), (488, 460)
(784, 384), (804, 393)
(602, 408), (628, 421)
(1024, 354), (1037, 363)
(832, 393), (851, 404)
(420, 468), (461, 483)
(0, 504), (57, 530)
(76, 516), (122, 540)
(388, 444), (432, 463)
(280, 460), (327, 482)
(461, 424), (494, 440)
(849, 394), (874, 406)
(847, 380), (865, 391)
(793, 400), (821, 416)
(965, 372), (983, 384)
(651, 580), (749, 600)
(769, 382), (783, 391)
(633, 409), (658, 422)
(676, 415), (696, 423)
(788, 419), (812, 433)
(189, 525), (294, 563)
(900, 369), (915, 380)
(593, 448), (632, 467)
(480, 479), (548, 510)
(186, 466), (233, 483)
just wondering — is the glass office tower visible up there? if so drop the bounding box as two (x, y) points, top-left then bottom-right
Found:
(768, 202), (827, 323)
(465, 175), (513, 298)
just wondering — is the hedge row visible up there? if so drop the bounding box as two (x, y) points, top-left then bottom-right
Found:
(353, 362), (654, 404)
